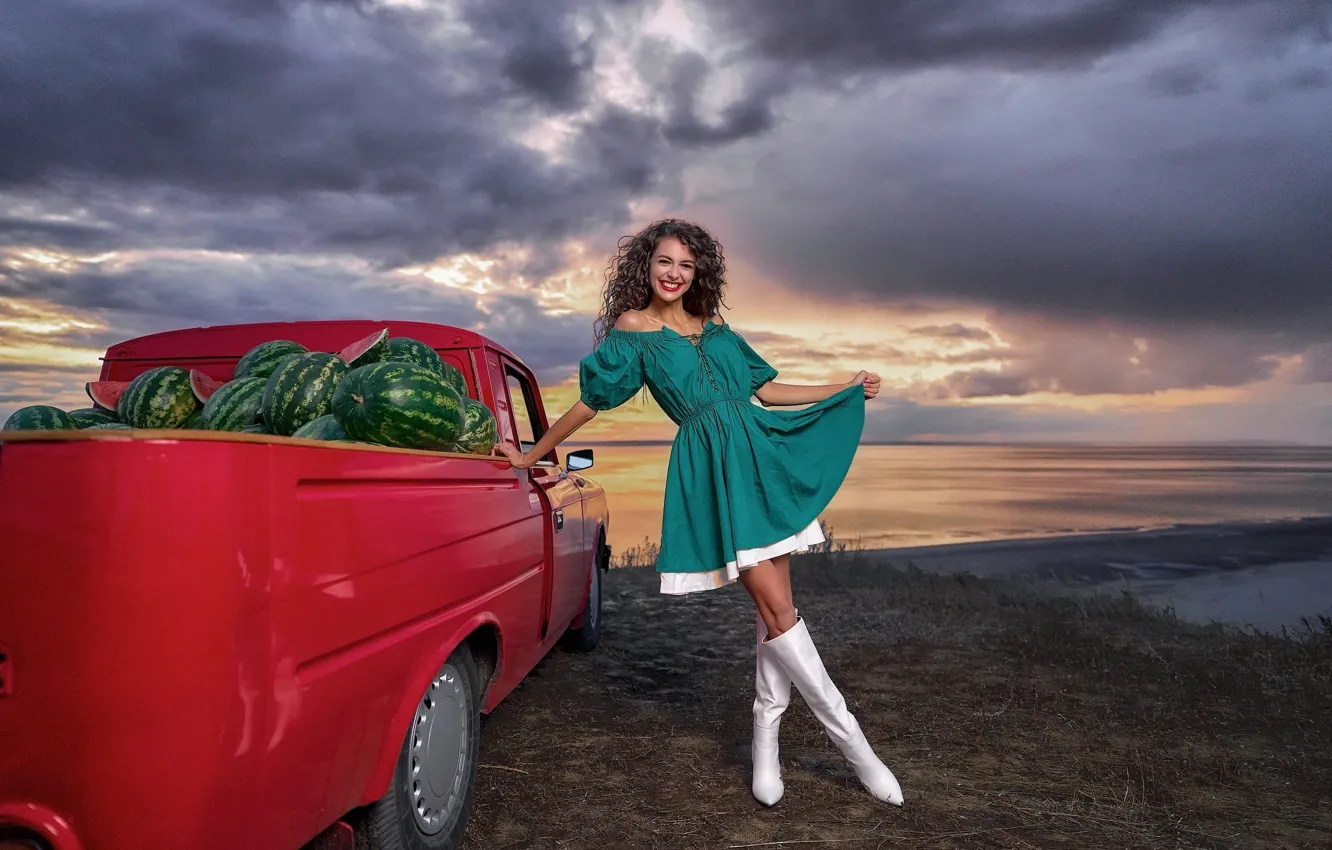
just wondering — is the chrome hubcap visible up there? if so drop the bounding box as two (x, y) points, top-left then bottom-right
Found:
(409, 663), (468, 835)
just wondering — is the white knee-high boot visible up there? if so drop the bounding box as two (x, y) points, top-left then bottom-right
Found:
(762, 617), (904, 805)
(752, 609), (791, 805)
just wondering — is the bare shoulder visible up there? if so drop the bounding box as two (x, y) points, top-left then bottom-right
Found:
(709, 308), (729, 328)
(614, 310), (653, 331)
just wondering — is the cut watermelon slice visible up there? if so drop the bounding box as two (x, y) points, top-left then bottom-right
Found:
(337, 328), (390, 368)
(86, 380), (131, 412)
(190, 369), (227, 403)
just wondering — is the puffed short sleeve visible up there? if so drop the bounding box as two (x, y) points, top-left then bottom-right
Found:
(733, 331), (779, 394)
(578, 333), (646, 411)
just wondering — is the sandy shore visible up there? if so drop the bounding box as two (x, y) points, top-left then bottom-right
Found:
(459, 549), (1331, 850)
(861, 516), (1332, 634)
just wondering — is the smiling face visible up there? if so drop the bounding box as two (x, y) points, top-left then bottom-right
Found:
(648, 236), (696, 305)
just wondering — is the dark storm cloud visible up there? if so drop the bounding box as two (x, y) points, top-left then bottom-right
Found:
(0, 252), (487, 341)
(1301, 345), (1332, 383)
(1145, 63), (1220, 97)
(691, 0), (1332, 346)
(1285, 66), (1331, 90)
(652, 50), (783, 146)
(704, 0), (1329, 75)
(460, 0), (598, 110)
(0, 217), (119, 252)
(924, 316), (1293, 398)
(719, 72), (1332, 338)
(0, 0), (668, 265)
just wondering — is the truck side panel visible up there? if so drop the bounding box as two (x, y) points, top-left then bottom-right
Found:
(0, 436), (553, 850)
(257, 448), (547, 843)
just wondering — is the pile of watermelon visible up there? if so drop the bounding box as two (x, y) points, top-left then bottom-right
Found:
(0, 329), (498, 457)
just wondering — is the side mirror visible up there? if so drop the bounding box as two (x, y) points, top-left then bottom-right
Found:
(567, 448), (594, 471)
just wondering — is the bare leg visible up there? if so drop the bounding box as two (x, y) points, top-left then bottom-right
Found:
(739, 553), (797, 638)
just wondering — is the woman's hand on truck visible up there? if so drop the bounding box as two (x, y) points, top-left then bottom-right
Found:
(492, 442), (534, 469)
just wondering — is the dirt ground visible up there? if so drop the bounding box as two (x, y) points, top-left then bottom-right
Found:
(460, 550), (1332, 850)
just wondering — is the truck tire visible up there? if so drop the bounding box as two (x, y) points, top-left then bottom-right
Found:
(357, 644), (481, 850)
(561, 542), (604, 653)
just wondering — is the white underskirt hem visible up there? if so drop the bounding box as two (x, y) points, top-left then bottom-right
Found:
(658, 518), (826, 595)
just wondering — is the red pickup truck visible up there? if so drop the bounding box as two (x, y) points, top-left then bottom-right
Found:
(0, 320), (611, 850)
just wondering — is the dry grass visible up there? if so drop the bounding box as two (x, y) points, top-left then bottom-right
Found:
(461, 546), (1332, 850)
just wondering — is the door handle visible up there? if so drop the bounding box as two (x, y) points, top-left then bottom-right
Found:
(554, 509), (564, 531)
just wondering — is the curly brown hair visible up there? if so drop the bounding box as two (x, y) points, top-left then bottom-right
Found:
(593, 218), (729, 344)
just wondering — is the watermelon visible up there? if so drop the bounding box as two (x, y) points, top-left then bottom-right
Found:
(332, 362), (464, 450)
(338, 328), (390, 368)
(234, 340), (308, 380)
(382, 338), (467, 397)
(439, 361), (468, 399)
(292, 414), (353, 442)
(190, 370), (227, 403)
(117, 366), (198, 429)
(87, 422), (133, 431)
(181, 410), (204, 429)
(261, 352), (349, 436)
(3, 405), (79, 432)
(201, 376), (266, 431)
(384, 337), (445, 376)
(453, 397), (497, 455)
(68, 407), (120, 428)
(86, 380), (131, 412)
(240, 423), (271, 434)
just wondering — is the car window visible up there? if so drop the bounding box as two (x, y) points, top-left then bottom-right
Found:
(506, 371), (538, 453)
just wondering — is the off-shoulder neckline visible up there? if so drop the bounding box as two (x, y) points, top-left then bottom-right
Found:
(608, 317), (726, 339)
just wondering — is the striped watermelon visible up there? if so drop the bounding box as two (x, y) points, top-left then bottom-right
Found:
(453, 398), (497, 455)
(87, 422), (134, 431)
(241, 423), (271, 434)
(292, 414), (353, 442)
(201, 377), (266, 431)
(338, 328), (389, 368)
(332, 362), (464, 450)
(86, 381), (130, 412)
(235, 340), (308, 380)
(3, 405), (79, 432)
(182, 410), (204, 429)
(68, 407), (120, 428)
(117, 366), (198, 429)
(261, 352), (349, 436)
(190, 370), (226, 403)
(385, 337), (445, 376)
(439, 361), (468, 399)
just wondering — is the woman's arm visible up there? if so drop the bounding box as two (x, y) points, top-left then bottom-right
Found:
(755, 370), (881, 406)
(492, 399), (598, 469)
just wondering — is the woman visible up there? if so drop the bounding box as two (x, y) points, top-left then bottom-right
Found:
(493, 219), (904, 808)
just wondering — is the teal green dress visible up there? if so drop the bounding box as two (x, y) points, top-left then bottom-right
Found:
(578, 319), (865, 594)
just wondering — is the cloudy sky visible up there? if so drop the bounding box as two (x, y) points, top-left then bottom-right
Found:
(2, 0), (1330, 443)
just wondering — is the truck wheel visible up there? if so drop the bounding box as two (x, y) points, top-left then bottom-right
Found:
(561, 544), (604, 653)
(357, 644), (481, 850)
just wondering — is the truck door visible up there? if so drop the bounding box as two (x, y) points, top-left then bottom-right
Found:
(499, 362), (587, 638)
